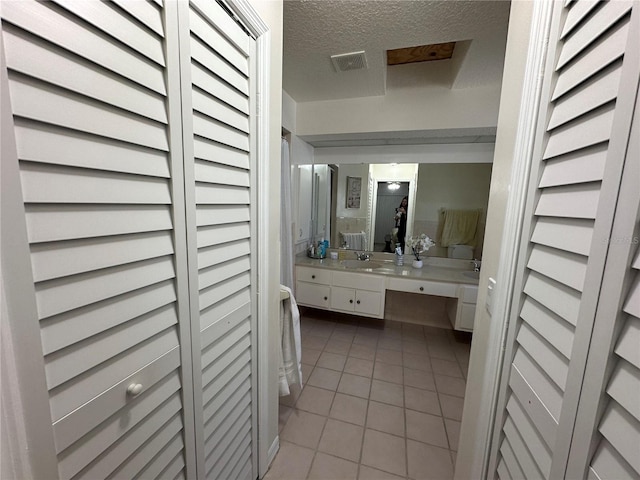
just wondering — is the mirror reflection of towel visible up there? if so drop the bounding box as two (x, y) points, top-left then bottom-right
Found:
(439, 209), (480, 247)
(340, 231), (366, 250)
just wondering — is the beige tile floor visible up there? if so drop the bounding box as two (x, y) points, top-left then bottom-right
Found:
(266, 308), (472, 480)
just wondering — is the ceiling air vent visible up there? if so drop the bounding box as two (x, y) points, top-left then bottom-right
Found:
(330, 51), (368, 72)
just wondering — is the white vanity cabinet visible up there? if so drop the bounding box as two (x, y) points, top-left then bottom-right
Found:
(295, 266), (331, 310)
(295, 267), (385, 319)
(330, 272), (385, 318)
(295, 262), (480, 331)
(447, 284), (479, 331)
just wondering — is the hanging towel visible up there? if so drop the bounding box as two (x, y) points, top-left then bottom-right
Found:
(340, 231), (367, 250)
(439, 209), (480, 247)
(279, 285), (303, 396)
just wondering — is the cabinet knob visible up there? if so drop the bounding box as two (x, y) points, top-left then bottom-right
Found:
(127, 383), (143, 397)
(349, 299), (353, 304)
(356, 300), (361, 304)
(419, 286), (424, 292)
(323, 296), (328, 301)
(311, 275), (316, 279)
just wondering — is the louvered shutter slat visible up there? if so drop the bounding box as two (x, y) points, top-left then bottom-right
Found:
(8, 77), (168, 150)
(197, 223), (252, 248)
(112, 0), (165, 38)
(513, 348), (563, 420)
(509, 364), (559, 448)
(552, 16), (629, 101)
(561, 0), (601, 39)
(520, 298), (574, 359)
(1, 0), (166, 94)
(530, 217), (593, 256)
(57, 374), (182, 479)
(501, 439), (526, 480)
(606, 360), (640, 421)
(14, 122), (170, 178)
(538, 144), (607, 188)
(557, 0), (632, 69)
(547, 61), (621, 130)
(543, 104), (614, 159)
(41, 280), (177, 355)
(3, 28), (168, 124)
(527, 244), (587, 291)
(590, 247), (640, 477)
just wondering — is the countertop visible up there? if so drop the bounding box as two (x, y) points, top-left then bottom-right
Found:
(296, 253), (480, 286)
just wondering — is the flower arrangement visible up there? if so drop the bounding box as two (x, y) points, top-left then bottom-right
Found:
(406, 234), (435, 261)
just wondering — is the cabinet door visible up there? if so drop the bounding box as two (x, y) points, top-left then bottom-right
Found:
(0, 1), (194, 477)
(355, 290), (383, 317)
(297, 282), (331, 309)
(331, 286), (356, 312)
(488, 2), (640, 478)
(177, 1), (258, 478)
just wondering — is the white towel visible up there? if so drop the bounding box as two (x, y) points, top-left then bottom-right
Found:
(340, 231), (367, 250)
(279, 285), (303, 396)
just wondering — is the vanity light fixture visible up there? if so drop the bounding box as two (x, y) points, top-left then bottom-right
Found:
(387, 182), (401, 191)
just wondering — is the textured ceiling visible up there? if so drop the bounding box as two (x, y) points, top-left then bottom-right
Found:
(283, 0), (511, 102)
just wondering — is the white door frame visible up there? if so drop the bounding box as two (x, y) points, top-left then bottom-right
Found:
(454, 1), (554, 478)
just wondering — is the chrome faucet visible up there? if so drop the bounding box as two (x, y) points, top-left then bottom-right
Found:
(470, 259), (481, 272)
(354, 251), (372, 261)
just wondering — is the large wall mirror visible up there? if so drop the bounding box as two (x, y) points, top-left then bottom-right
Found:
(306, 162), (492, 259)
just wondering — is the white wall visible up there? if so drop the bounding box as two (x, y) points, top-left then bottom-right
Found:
(314, 143), (494, 165)
(282, 89), (296, 133)
(296, 83), (502, 137)
(455, 2), (535, 478)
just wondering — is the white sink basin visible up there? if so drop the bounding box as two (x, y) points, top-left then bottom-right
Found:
(341, 260), (382, 269)
(463, 271), (480, 279)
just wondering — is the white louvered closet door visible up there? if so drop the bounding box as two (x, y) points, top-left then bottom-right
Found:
(1, 1), (196, 479)
(490, 1), (639, 479)
(176, 1), (258, 479)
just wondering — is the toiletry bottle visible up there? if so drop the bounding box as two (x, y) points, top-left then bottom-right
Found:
(395, 243), (404, 266)
(318, 240), (325, 257)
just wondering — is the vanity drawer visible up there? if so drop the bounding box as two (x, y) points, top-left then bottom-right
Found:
(387, 277), (457, 298)
(296, 281), (331, 308)
(332, 271), (384, 292)
(297, 266), (331, 285)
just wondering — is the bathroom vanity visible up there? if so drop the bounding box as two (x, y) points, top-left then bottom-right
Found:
(295, 254), (479, 332)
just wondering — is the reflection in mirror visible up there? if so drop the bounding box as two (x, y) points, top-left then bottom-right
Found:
(373, 181), (409, 252)
(310, 162), (492, 259)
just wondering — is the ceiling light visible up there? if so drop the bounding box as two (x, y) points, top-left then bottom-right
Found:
(388, 182), (400, 191)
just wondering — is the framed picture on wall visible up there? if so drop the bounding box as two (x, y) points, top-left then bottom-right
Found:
(346, 176), (362, 209)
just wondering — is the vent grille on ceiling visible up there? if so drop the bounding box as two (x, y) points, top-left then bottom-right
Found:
(331, 51), (368, 72)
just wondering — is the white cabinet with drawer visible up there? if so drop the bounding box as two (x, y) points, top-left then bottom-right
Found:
(296, 266), (332, 310)
(331, 271), (385, 318)
(295, 267), (385, 319)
